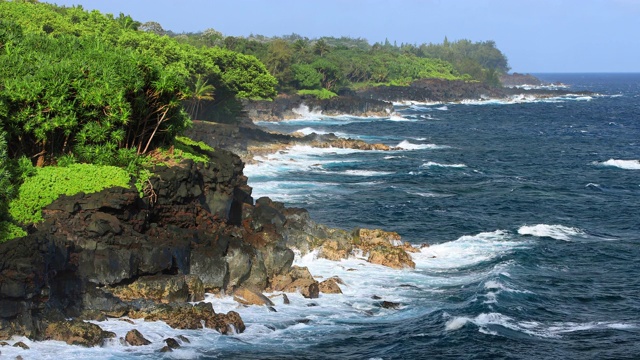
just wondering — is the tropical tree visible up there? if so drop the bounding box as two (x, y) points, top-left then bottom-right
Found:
(291, 64), (322, 89)
(187, 75), (215, 120)
(313, 39), (331, 57)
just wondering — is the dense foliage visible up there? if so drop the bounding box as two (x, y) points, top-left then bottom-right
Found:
(0, 23), (189, 164)
(0, 0), (511, 242)
(8, 163), (131, 225)
(0, 0), (277, 241)
(173, 32), (510, 92)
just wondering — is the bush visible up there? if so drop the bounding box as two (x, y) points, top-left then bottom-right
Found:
(0, 130), (14, 222)
(298, 89), (338, 100)
(9, 164), (131, 225)
(0, 221), (27, 243)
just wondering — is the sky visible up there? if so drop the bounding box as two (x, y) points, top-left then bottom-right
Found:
(45, 0), (640, 73)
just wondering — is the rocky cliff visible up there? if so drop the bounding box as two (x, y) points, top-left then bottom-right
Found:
(242, 94), (393, 122)
(355, 78), (505, 103)
(0, 148), (416, 345)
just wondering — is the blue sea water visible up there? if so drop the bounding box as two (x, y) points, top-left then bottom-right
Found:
(244, 74), (640, 359)
(5, 74), (639, 359)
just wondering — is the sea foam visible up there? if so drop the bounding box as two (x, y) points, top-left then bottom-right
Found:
(517, 224), (584, 241)
(415, 230), (529, 270)
(598, 159), (640, 170)
(421, 161), (466, 168)
(396, 140), (446, 150)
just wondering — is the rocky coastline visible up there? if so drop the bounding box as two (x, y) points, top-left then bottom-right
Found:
(241, 94), (393, 122)
(0, 75), (586, 352)
(242, 77), (587, 123)
(0, 147), (417, 351)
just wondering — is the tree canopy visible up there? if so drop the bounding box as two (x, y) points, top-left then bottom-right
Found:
(177, 32), (510, 92)
(0, 0), (277, 165)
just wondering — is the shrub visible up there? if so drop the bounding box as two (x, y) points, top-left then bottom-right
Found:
(0, 221), (27, 243)
(298, 88), (338, 100)
(9, 164), (131, 225)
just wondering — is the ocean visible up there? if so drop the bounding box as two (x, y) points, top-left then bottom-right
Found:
(5, 74), (639, 359)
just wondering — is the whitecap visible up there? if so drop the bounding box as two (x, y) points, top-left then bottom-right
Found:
(387, 113), (418, 122)
(597, 159), (640, 170)
(421, 161), (466, 168)
(447, 313), (637, 339)
(415, 230), (528, 270)
(407, 191), (442, 198)
(517, 224), (584, 241)
(395, 140), (447, 150)
(585, 183), (602, 190)
(436, 105), (448, 111)
(341, 170), (395, 176)
(445, 316), (470, 331)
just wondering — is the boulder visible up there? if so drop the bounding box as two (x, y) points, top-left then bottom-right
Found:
(177, 335), (190, 343)
(44, 320), (116, 347)
(233, 287), (274, 306)
(128, 302), (245, 334)
(164, 337), (180, 349)
(207, 311), (245, 335)
(129, 302), (214, 330)
(225, 238), (254, 289)
(354, 229), (416, 269)
(367, 247), (415, 269)
(381, 301), (401, 309)
(268, 266), (320, 299)
(319, 278), (343, 294)
(124, 329), (151, 346)
(287, 279), (320, 299)
(13, 341), (29, 349)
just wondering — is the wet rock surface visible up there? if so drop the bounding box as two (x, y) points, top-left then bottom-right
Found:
(0, 146), (418, 345)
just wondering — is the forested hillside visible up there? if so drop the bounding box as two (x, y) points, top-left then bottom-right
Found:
(172, 31), (510, 94)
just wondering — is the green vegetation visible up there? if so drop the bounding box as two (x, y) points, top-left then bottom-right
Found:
(0, 0), (278, 242)
(8, 163), (131, 225)
(174, 32), (510, 91)
(157, 136), (215, 165)
(0, 1), (512, 243)
(298, 89), (338, 100)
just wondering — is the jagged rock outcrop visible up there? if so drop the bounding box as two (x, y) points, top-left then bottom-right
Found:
(0, 147), (419, 344)
(44, 320), (116, 347)
(128, 302), (244, 334)
(355, 78), (505, 103)
(499, 73), (544, 87)
(0, 149), (262, 341)
(242, 94), (393, 122)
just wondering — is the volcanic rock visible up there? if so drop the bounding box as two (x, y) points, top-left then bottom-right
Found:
(319, 278), (343, 294)
(124, 329), (151, 346)
(44, 320), (115, 347)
